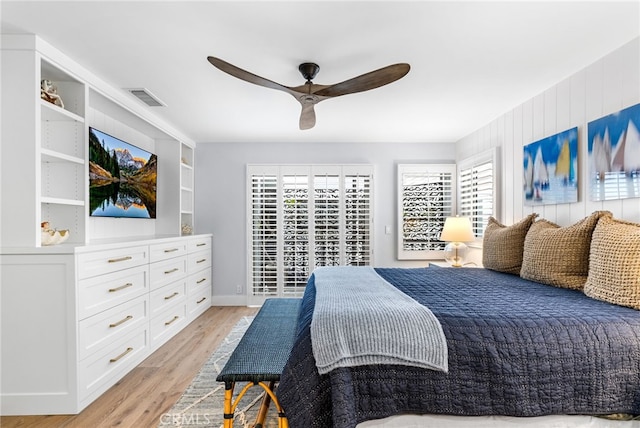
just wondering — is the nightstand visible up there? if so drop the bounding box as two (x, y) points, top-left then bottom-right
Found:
(429, 260), (482, 268)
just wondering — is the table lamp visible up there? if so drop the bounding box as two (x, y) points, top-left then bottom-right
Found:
(439, 216), (474, 267)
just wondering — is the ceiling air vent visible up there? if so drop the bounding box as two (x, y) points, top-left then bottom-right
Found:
(126, 88), (166, 107)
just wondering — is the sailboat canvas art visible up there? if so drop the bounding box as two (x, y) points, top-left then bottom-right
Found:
(588, 102), (640, 201)
(523, 127), (578, 206)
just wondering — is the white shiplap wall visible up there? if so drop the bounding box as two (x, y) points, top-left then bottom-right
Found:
(456, 37), (640, 226)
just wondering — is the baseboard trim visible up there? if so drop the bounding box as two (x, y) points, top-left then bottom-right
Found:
(212, 294), (248, 306)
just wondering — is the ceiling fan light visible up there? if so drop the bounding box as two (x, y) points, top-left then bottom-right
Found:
(300, 94), (318, 104)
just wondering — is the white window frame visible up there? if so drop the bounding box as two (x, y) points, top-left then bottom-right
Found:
(247, 164), (374, 306)
(457, 147), (500, 246)
(397, 163), (456, 260)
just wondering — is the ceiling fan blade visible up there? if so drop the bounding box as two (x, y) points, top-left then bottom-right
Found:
(207, 56), (297, 95)
(299, 103), (316, 130)
(314, 63), (410, 98)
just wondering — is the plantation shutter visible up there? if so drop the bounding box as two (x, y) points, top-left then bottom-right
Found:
(458, 148), (498, 238)
(344, 169), (372, 266)
(397, 164), (456, 260)
(313, 169), (341, 267)
(459, 161), (493, 236)
(249, 169), (278, 297)
(282, 170), (310, 296)
(248, 165), (373, 305)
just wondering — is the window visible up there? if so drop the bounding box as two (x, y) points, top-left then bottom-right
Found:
(397, 164), (456, 260)
(248, 165), (373, 305)
(457, 148), (499, 240)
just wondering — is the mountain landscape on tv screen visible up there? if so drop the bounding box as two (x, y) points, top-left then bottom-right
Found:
(89, 128), (157, 218)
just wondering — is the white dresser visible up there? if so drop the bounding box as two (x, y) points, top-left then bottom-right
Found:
(0, 234), (212, 415)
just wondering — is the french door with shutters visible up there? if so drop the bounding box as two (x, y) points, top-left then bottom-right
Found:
(247, 164), (373, 305)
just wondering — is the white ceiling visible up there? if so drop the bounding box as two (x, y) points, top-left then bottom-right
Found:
(2, 1), (639, 144)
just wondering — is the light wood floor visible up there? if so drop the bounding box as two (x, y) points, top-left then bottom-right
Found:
(0, 306), (258, 428)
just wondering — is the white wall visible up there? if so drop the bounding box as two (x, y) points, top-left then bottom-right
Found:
(194, 141), (455, 305)
(457, 37), (640, 226)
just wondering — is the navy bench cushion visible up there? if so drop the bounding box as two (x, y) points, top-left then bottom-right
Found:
(217, 298), (301, 383)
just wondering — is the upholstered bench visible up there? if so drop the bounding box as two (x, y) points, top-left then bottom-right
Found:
(217, 298), (301, 428)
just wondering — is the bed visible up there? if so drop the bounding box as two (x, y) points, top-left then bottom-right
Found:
(276, 265), (640, 428)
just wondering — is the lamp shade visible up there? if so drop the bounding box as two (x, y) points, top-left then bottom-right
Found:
(439, 216), (474, 242)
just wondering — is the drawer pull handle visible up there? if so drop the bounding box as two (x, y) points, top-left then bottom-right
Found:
(164, 248), (179, 253)
(165, 315), (179, 326)
(196, 278), (207, 284)
(196, 258), (207, 263)
(110, 347), (133, 363)
(108, 256), (132, 263)
(164, 268), (179, 274)
(164, 292), (179, 300)
(109, 315), (133, 328)
(197, 297), (207, 304)
(108, 282), (133, 293)
(196, 243), (206, 247)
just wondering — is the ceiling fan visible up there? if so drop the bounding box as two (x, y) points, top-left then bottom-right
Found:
(207, 56), (410, 130)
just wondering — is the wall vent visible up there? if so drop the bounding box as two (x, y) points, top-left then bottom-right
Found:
(126, 88), (166, 107)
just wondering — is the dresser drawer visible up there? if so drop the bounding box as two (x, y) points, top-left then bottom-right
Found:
(187, 267), (211, 292)
(149, 241), (188, 263)
(187, 283), (211, 320)
(187, 250), (211, 273)
(150, 303), (187, 349)
(78, 246), (148, 279)
(79, 327), (148, 401)
(149, 256), (187, 290)
(78, 265), (148, 320)
(149, 280), (186, 318)
(78, 294), (148, 360)
(188, 236), (211, 253)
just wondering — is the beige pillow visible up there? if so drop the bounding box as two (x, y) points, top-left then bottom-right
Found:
(520, 211), (611, 290)
(482, 213), (538, 275)
(584, 216), (640, 310)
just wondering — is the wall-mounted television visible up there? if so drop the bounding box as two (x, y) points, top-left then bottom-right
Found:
(88, 127), (157, 218)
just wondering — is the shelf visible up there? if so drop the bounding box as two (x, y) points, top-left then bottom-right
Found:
(41, 148), (85, 165)
(180, 212), (194, 236)
(181, 163), (193, 170)
(41, 196), (85, 206)
(181, 188), (193, 213)
(41, 57), (85, 119)
(41, 99), (84, 123)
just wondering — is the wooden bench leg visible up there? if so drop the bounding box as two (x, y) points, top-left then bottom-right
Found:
(223, 380), (289, 428)
(223, 382), (235, 428)
(253, 381), (273, 428)
(255, 381), (288, 428)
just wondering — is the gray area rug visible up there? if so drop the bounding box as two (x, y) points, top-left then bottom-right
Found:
(159, 316), (279, 428)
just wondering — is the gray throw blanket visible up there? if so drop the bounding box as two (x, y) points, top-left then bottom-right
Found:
(310, 266), (448, 374)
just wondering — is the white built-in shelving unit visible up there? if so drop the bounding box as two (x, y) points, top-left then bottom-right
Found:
(39, 58), (88, 245)
(1, 35), (208, 416)
(1, 35), (197, 247)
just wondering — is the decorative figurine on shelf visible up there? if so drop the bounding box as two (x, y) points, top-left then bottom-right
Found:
(41, 221), (70, 246)
(181, 157), (190, 166)
(40, 79), (65, 109)
(181, 223), (193, 235)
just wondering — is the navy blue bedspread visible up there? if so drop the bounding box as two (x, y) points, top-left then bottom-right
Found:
(277, 267), (640, 428)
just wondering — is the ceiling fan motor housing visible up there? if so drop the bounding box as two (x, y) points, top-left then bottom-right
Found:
(299, 62), (320, 82)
